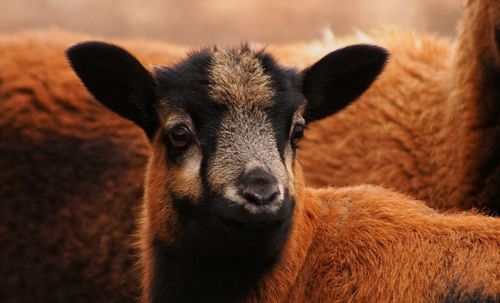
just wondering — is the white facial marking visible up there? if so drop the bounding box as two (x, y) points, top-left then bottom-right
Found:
(223, 186), (247, 206)
(283, 146), (295, 195)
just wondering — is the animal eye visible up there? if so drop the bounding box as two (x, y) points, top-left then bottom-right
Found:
(291, 124), (305, 147)
(167, 125), (192, 148)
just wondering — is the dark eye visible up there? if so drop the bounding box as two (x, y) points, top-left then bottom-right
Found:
(291, 124), (305, 147)
(167, 125), (192, 148)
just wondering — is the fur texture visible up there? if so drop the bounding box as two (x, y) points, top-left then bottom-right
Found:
(0, 31), (184, 302)
(1, 1), (499, 301)
(140, 155), (500, 302)
(277, 183), (500, 303)
(298, 0), (500, 214)
(65, 38), (499, 303)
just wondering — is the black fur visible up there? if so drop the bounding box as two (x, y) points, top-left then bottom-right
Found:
(495, 24), (500, 53)
(66, 43), (389, 303)
(150, 192), (294, 303)
(154, 47), (305, 161)
(301, 44), (389, 122)
(150, 49), (300, 303)
(154, 49), (226, 164)
(151, 236), (278, 303)
(474, 26), (500, 216)
(258, 52), (305, 156)
(442, 285), (498, 303)
(172, 192), (294, 258)
(66, 42), (158, 137)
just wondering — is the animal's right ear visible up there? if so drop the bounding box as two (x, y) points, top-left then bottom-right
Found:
(66, 41), (158, 137)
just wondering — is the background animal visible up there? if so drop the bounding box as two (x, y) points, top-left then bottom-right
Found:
(67, 40), (500, 303)
(0, 0), (498, 301)
(0, 32), (167, 302)
(298, 0), (500, 214)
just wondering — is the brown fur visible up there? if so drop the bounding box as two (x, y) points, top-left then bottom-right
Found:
(1, 1), (499, 301)
(281, 184), (499, 302)
(297, 0), (500, 213)
(0, 31), (183, 302)
(138, 130), (500, 302)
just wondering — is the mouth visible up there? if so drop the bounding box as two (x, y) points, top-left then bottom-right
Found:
(215, 197), (293, 232)
(172, 194), (295, 258)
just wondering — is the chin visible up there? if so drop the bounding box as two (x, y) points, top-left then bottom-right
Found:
(172, 193), (295, 261)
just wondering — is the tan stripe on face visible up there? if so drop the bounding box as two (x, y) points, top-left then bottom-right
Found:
(208, 48), (275, 108)
(207, 109), (289, 194)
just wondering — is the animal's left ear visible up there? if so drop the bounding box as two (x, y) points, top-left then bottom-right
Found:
(301, 44), (388, 122)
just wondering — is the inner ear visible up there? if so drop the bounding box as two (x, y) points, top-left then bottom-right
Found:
(66, 41), (158, 137)
(301, 44), (389, 122)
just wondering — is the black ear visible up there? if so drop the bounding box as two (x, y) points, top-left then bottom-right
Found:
(66, 41), (158, 137)
(302, 44), (388, 122)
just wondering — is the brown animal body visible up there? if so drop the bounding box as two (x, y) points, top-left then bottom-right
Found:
(0, 32), (186, 302)
(0, 0), (499, 301)
(65, 40), (499, 303)
(299, 0), (500, 213)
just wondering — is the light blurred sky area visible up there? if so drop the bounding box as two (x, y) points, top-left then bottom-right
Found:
(0, 0), (462, 46)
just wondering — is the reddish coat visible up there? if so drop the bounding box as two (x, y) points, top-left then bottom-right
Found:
(1, 1), (499, 301)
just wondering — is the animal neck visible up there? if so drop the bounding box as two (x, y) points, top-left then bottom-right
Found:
(140, 166), (323, 303)
(147, 240), (274, 303)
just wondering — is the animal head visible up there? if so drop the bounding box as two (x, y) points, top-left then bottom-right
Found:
(67, 42), (387, 258)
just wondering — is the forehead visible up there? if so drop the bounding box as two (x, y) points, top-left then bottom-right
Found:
(209, 47), (274, 108)
(154, 46), (304, 118)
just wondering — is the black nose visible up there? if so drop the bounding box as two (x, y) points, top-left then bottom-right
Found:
(237, 168), (280, 206)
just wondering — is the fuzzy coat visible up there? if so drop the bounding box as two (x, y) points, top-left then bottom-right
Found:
(1, 1), (499, 301)
(298, 0), (500, 214)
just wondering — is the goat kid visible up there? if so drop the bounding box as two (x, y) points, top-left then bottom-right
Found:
(67, 42), (499, 303)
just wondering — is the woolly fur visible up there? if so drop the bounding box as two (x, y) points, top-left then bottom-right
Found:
(1, 1), (499, 301)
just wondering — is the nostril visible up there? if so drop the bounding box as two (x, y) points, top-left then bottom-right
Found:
(242, 190), (263, 205)
(266, 191), (278, 203)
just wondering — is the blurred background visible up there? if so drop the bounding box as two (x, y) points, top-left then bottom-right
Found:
(1, 0), (462, 46)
